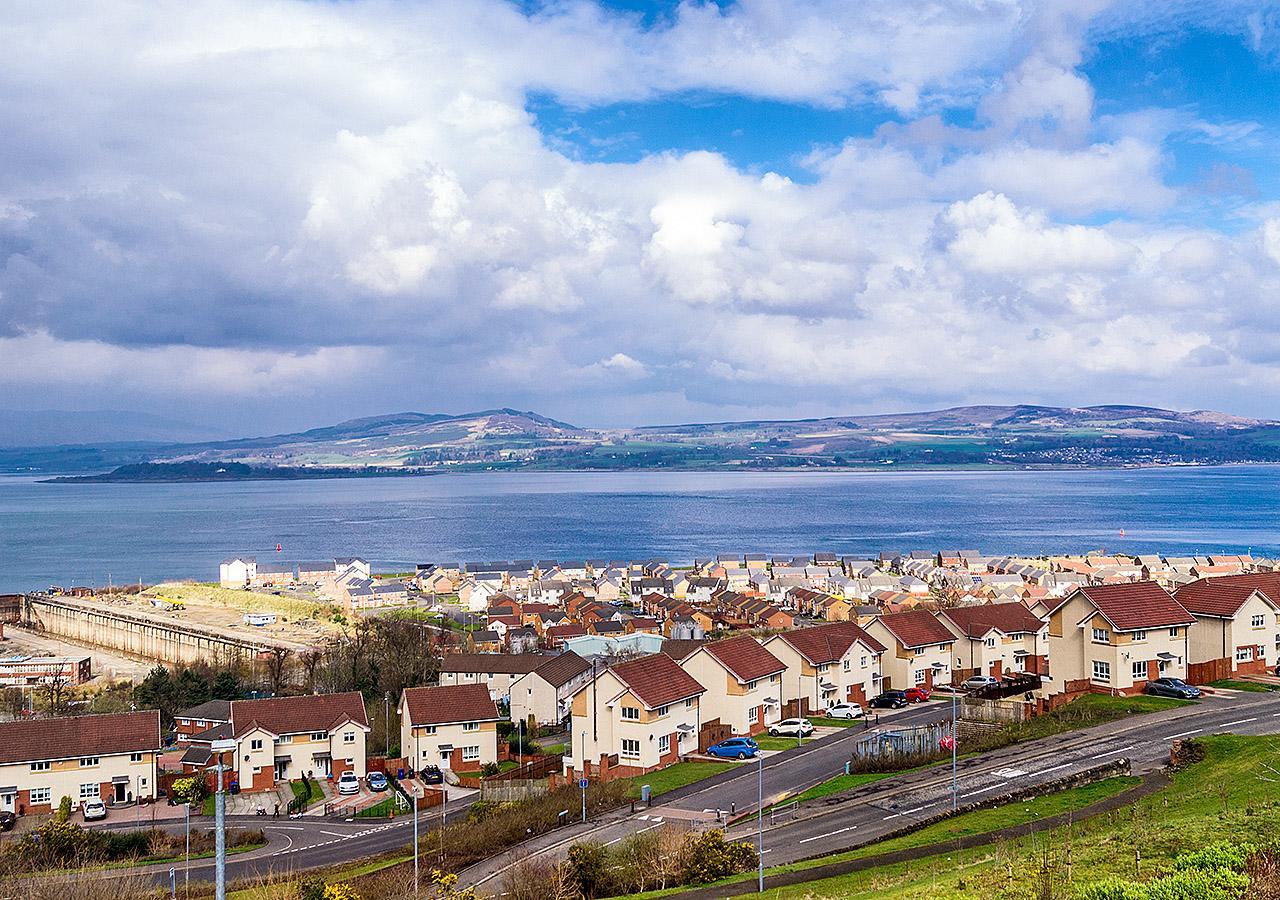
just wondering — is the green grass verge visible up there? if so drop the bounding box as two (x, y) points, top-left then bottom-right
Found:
(808, 716), (864, 728)
(769, 772), (896, 810)
(1208, 678), (1275, 692)
(755, 735), (811, 751)
(290, 778), (324, 809)
(620, 761), (742, 799)
(355, 792), (403, 818)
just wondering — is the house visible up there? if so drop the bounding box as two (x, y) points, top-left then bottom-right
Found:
(228, 692), (370, 791)
(563, 652), (705, 778)
(679, 635), (786, 736)
(1176, 574), (1280, 679)
(438, 653), (550, 701)
(863, 609), (957, 690)
(937, 603), (1049, 682)
(174, 699), (231, 746)
(219, 557), (256, 589)
(0, 710), (161, 815)
(400, 683), (502, 773)
(468, 631), (503, 653)
(509, 651), (594, 726)
(297, 560), (338, 584)
(250, 562), (295, 587)
(0, 654), (92, 687)
(762, 623), (885, 711)
(1046, 582), (1195, 696)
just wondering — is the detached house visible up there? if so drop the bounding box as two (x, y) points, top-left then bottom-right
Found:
(679, 635), (786, 736)
(400, 683), (502, 772)
(1046, 582), (1194, 696)
(937, 603), (1049, 682)
(564, 652), (705, 778)
(228, 692), (370, 792)
(863, 610), (957, 690)
(509, 651), (594, 726)
(1175, 574), (1280, 679)
(762, 622), (885, 712)
(0, 710), (161, 815)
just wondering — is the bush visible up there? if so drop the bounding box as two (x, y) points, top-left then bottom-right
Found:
(480, 762), (501, 777)
(680, 829), (758, 885)
(171, 775), (208, 805)
(56, 795), (72, 823)
(297, 876), (327, 900)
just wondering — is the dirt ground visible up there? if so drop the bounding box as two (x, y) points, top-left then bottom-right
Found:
(0, 625), (157, 681)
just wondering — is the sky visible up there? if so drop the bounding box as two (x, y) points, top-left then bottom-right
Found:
(3, 1), (1280, 435)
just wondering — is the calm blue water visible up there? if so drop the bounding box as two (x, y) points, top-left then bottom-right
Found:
(2, 467), (1279, 592)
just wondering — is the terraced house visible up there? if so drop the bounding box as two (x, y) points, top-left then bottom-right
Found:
(400, 683), (502, 772)
(1046, 582), (1195, 696)
(229, 692), (369, 792)
(563, 652), (705, 778)
(864, 609), (957, 690)
(762, 622), (885, 711)
(1176, 573), (1280, 680)
(679, 635), (786, 736)
(0, 710), (161, 815)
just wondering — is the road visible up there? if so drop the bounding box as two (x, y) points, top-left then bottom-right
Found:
(463, 689), (1280, 891)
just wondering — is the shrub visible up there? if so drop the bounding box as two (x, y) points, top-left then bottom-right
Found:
(480, 762), (501, 777)
(56, 795), (72, 823)
(171, 775), (207, 804)
(322, 884), (361, 900)
(297, 876), (327, 900)
(1174, 841), (1256, 874)
(680, 829), (758, 885)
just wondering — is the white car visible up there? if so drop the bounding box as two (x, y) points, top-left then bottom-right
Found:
(825, 702), (864, 719)
(962, 675), (1000, 691)
(82, 799), (107, 821)
(336, 772), (361, 795)
(768, 718), (815, 737)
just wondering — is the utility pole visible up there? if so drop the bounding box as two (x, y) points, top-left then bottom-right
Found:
(951, 690), (958, 811)
(412, 784), (419, 897)
(211, 739), (236, 900)
(184, 802), (191, 897)
(757, 754), (764, 893)
(385, 692), (391, 759)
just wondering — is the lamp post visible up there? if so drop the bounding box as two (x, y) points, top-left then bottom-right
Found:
(757, 753), (764, 893)
(184, 801), (191, 898)
(385, 692), (391, 760)
(950, 690), (958, 811)
(210, 738), (237, 900)
(412, 783), (419, 897)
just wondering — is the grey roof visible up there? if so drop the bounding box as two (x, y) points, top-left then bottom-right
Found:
(176, 700), (232, 722)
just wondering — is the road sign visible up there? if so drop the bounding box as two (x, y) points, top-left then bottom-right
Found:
(579, 778), (589, 789)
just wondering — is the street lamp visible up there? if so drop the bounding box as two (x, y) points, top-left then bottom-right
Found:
(210, 738), (238, 900)
(756, 753), (764, 893)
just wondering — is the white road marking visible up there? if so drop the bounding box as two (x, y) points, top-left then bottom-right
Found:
(1218, 717), (1258, 728)
(799, 824), (857, 844)
(264, 825), (307, 831)
(320, 830), (349, 838)
(882, 813), (901, 821)
(1032, 763), (1073, 777)
(1090, 745), (1134, 759)
(991, 767), (1027, 778)
(1162, 729), (1202, 740)
(959, 783), (1003, 799)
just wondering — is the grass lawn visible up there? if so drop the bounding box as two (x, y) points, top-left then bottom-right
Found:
(755, 735), (812, 751)
(988, 691), (1186, 745)
(1208, 678), (1275, 692)
(290, 778), (324, 809)
(809, 716), (864, 728)
(355, 793), (401, 818)
(620, 761), (742, 799)
(541, 742), (568, 756)
(699, 735), (1277, 899)
(769, 771), (896, 809)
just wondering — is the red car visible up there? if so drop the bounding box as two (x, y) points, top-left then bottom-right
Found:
(904, 686), (931, 703)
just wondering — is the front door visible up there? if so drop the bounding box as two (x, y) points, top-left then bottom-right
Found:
(0, 792), (14, 812)
(113, 782), (127, 803)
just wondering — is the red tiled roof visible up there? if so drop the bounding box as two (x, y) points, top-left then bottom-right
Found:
(877, 609), (956, 648)
(231, 691), (369, 738)
(939, 602), (1045, 638)
(1077, 582), (1194, 631)
(770, 622), (885, 664)
(699, 634), (786, 683)
(0, 710), (161, 765)
(402, 683), (500, 727)
(530, 651), (592, 688)
(1175, 573), (1280, 618)
(609, 652), (705, 709)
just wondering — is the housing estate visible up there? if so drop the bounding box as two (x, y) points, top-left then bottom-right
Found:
(863, 609), (957, 690)
(762, 622), (885, 711)
(1175, 574), (1280, 679)
(400, 683), (502, 772)
(679, 634), (786, 735)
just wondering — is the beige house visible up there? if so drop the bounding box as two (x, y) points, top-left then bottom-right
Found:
(438, 653), (550, 702)
(1046, 582), (1194, 696)
(1176, 574), (1280, 678)
(0, 710), (161, 815)
(936, 603), (1049, 681)
(864, 610), (957, 690)
(564, 652), (705, 778)
(679, 635), (786, 736)
(400, 683), (502, 772)
(762, 622), (885, 711)
(229, 692), (370, 793)
(509, 651), (594, 726)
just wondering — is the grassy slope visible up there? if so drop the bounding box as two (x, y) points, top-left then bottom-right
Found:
(620, 761), (742, 799)
(1208, 679), (1275, 693)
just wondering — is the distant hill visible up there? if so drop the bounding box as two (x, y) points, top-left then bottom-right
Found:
(0, 409), (224, 448)
(26, 404), (1280, 480)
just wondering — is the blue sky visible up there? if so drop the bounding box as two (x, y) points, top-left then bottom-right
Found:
(2, 1), (1280, 434)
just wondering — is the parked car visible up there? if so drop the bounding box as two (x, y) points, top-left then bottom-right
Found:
(82, 799), (107, 821)
(420, 765), (444, 785)
(869, 690), (908, 709)
(825, 702), (864, 719)
(336, 772), (361, 795)
(707, 737), (759, 759)
(367, 771), (389, 792)
(904, 686), (932, 703)
(768, 718), (814, 737)
(1145, 677), (1201, 700)
(962, 675), (1000, 691)
(0, 811), (15, 831)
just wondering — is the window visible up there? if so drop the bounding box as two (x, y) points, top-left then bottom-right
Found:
(746, 679), (759, 690)
(79, 757), (99, 767)
(250, 740), (263, 751)
(985, 637), (996, 648)
(620, 739), (641, 759)
(461, 746), (480, 762)
(1253, 615), (1266, 628)
(656, 705), (670, 717)
(1091, 628), (1109, 644)
(342, 732), (355, 744)
(1237, 647), (1254, 662)
(79, 783), (98, 800)
(30, 761), (50, 772)
(770, 673), (780, 683)
(276, 735), (292, 744)
(130, 753), (144, 763)
(311, 732), (327, 741)
(30, 787), (51, 805)
(1132, 660), (1147, 680)
(1131, 630), (1147, 642)
(1092, 660), (1111, 683)
(860, 656), (868, 668)
(914, 669), (927, 685)
(1168, 627), (1180, 638)
(684, 698), (694, 709)
(843, 659), (851, 672)
(817, 663), (830, 673)
(658, 734), (670, 754)
(621, 706), (640, 721)
(462, 722), (479, 732)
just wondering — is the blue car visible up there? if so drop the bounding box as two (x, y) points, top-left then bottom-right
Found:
(367, 771), (389, 791)
(707, 737), (759, 759)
